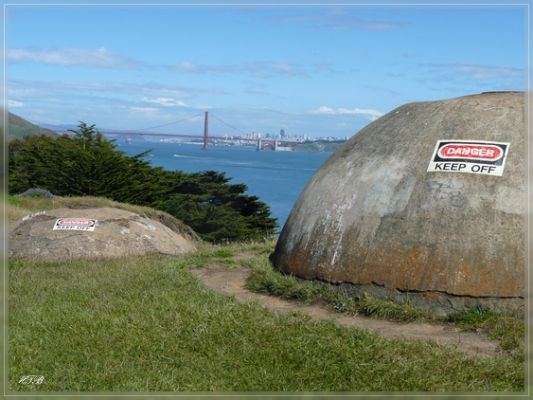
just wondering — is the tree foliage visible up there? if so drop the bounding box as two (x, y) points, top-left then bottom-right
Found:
(9, 122), (277, 242)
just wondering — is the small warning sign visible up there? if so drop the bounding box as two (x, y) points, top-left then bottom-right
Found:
(53, 218), (97, 231)
(427, 140), (510, 176)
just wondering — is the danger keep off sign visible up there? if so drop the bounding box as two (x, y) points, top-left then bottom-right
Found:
(53, 218), (97, 231)
(427, 140), (510, 176)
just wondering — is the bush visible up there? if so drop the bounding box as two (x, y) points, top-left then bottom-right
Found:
(19, 188), (55, 199)
(8, 123), (277, 242)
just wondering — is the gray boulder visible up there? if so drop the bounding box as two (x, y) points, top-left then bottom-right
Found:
(19, 188), (56, 199)
(272, 92), (526, 315)
(9, 207), (196, 260)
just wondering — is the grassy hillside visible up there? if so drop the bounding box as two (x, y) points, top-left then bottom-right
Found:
(9, 248), (524, 392)
(6, 111), (57, 140)
(8, 196), (525, 393)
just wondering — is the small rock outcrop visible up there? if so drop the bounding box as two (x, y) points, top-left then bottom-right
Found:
(271, 92), (526, 315)
(9, 207), (196, 260)
(19, 188), (56, 199)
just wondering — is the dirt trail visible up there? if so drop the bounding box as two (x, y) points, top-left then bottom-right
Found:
(192, 264), (502, 359)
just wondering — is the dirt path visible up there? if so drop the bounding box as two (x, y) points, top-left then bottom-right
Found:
(192, 265), (501, 359)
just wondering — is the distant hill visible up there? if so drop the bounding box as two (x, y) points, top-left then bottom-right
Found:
(38, 121), (78, 132)
(291, 139), (347, 152)
(5, 111), (57, 140)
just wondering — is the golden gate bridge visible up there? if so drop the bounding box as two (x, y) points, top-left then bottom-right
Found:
(104, 111), (298, 151)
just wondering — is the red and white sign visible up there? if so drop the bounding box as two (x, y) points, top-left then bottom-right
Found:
(53, 218), (97, 231)
(437, 143), (503, 162)
(428, 140), (510, 176)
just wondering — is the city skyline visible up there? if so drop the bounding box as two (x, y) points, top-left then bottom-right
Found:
(6, 3), (527, 138)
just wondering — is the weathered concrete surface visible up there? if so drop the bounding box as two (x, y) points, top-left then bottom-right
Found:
(272, 92), (526, 315)
(9, 207), (196, 260)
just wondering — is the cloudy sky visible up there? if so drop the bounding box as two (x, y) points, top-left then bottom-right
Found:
(6, 3), (527, 138)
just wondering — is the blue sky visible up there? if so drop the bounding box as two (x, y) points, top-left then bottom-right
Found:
(6, 4), (528, 138)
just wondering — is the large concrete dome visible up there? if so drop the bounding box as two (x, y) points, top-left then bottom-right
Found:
(272, 92), (526, 314)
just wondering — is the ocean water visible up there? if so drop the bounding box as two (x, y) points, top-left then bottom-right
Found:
(116, 140), (332, 231)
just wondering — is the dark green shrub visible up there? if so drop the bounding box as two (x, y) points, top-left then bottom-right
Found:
(8, 123), (277, 242)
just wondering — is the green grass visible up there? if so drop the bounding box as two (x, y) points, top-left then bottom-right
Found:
(7, 194), (22, 207)
(211, 248), (235, 258)
(9, 251), (525, 392)
(245, 258), (430, 322)
(169, 241), (273, 270)
(245, 258), (525, 355)
(448, 308), (525, 355)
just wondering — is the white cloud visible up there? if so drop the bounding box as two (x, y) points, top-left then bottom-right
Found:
(313, 106), (335, 114)
(312, 106), (384, 121)
(131, 106), (158, 114)
(418, 63), (526, 92)
(173, 61), (203, 73)
(422, 63), (524, 81)
(170, 61), (306, 77)
(8, 99), (24, 108)
(8, 47), (139, 68)
(276, 9), (403, 31)
(141, 97), (188, 107)
(188, 115), (205, 122)
(8, 79), (224, 102)
(195, 104), (212, 110)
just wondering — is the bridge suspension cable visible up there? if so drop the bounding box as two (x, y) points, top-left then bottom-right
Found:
(209, 113), (249, 136)
(132, 112), (204, 132)
(123, 111), (251, 142)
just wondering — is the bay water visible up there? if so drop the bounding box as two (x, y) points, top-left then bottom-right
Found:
(116, 139), (331, 231)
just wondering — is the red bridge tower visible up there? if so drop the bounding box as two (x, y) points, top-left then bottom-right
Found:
(203, 111), (209, 150)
